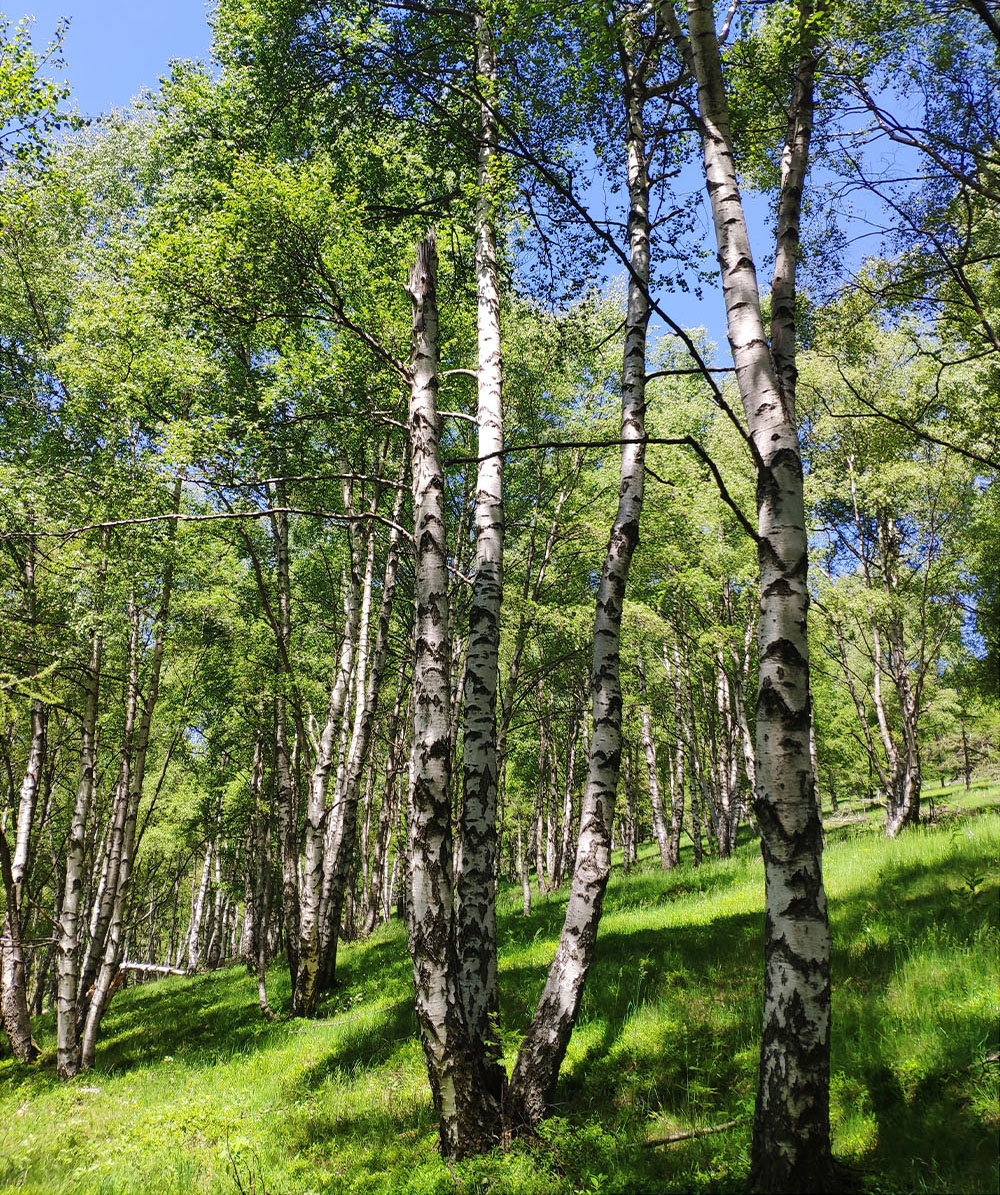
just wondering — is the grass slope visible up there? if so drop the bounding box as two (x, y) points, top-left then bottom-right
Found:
(2, 789), (997, 1195)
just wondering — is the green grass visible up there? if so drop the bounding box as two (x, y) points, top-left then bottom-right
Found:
(2, 786), (997, 1194)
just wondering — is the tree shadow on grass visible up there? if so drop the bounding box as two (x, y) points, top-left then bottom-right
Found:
(327, 929), (413, 994)
(295, 996), (418, 1092)
(4, 820), (994, 1194)
(94, 966), (290, 1072)
(283, 1090), (440, 1164)
(499, 838), (997, 1192)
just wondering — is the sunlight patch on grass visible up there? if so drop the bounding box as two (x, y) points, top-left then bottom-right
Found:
(1, 791), (997, 1194)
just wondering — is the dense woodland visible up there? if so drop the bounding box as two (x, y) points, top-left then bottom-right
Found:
(0, 1), (997, 1192)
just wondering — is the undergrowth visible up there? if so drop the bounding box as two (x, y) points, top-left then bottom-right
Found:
(1, 788), (996, 1194)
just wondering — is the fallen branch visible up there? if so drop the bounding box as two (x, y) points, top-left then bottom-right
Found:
(119, 961), (189, 976)
(638, 1118), (745, 1148)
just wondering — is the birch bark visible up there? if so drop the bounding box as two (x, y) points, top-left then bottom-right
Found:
(406, 232), (496, 1156)
(78, 591), (141, 1007)
(319, 476), (405, 991)
(81, 536), (177, 1066)
(186, 841), (213, 972)
(0, 829), (33, 1061)
(638, 654), (671, 869)
(364, 659), (411, 934)
(293, 567), (360, 1016)
(456, 15), (505, 1089)
(672, 0), (836, 1184)
(0, 699), (45, 1060)
(57, 616), (103, 1080)
(555, 711), (579, 885)
(506, 24), (650, 1124)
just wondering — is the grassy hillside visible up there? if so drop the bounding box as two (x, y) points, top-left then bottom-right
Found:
(2, 789), (997, 1195)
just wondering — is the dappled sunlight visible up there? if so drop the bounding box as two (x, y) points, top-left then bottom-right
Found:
(1, 805), (996, 1194)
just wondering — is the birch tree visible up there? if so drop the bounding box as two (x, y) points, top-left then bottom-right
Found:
(405, 231), (497, 1156)
(456, 10), (505, 1097)
(506, 8), (654, 1127)
(662, 0), (837, 1185)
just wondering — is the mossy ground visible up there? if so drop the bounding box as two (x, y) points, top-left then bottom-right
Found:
(2, 785), (997, 1194)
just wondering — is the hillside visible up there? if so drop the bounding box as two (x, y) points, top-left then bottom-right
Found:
(2, 790), (997, 1195)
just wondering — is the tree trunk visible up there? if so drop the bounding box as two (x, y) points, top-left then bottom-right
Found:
(675, 0), (835, 1184)
(518, 818), (531, 917)
(506, 30), (649, 1125)
(555, 710), (579, 886)
(57, 617), (103, 1080)
(364, 661), (411, 934)
(294, 566), (360, 1015)
(269, 488), (302, 997)
(205, 852), (225, 968)
(638, 656), (670, 870)
(456, 10), (506, 1099)
(880, 517), (922, 835)
(80, 539), (177, 1067)
(319, 476), (406, 992)
(0, 699), (46, 1061)
(405, 231), (496, 1157)
(255, 792), (276, 1021)
(79, 591), (141, 1009)
(0, 831), (35, 1062)
(622, 738), (636, 873)
(668, 743), (684, 868)
(186, 842), (213, 973)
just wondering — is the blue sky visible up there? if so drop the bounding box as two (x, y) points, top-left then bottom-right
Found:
(13, 1), (882, 358)
(19, 1), (214, 116)
(15, 1), (742, 349)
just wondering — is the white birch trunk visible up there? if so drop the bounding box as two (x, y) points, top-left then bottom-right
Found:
(0, 699), (45, 1060)
(185, 842), (213, 973)
(319, 476), (406, 989)
(293, 568), (360, 1015)
(56, 619), (103, 1080)
(456, 13), (506, 1091)
(674, 0), (835, 1184)
(638, 654), (671, 869)
(81, 539), (177, 1066)
(506, 31), (650, 1124)
(406, 232), (496, 1156)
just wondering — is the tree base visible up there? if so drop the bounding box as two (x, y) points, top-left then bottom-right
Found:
(750, 1154), (864, 1194)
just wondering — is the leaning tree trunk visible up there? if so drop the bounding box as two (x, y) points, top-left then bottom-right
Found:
(78, 592), (141, 1010)
(57, 618), (103, 1080)
(81, 542), (177, 1067)
(505, 32), (650, 1126)
(677, 0), (836, 1187)
(405, 231), (497, 1158)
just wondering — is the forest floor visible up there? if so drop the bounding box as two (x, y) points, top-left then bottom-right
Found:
(1, 783), (997, 1195)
